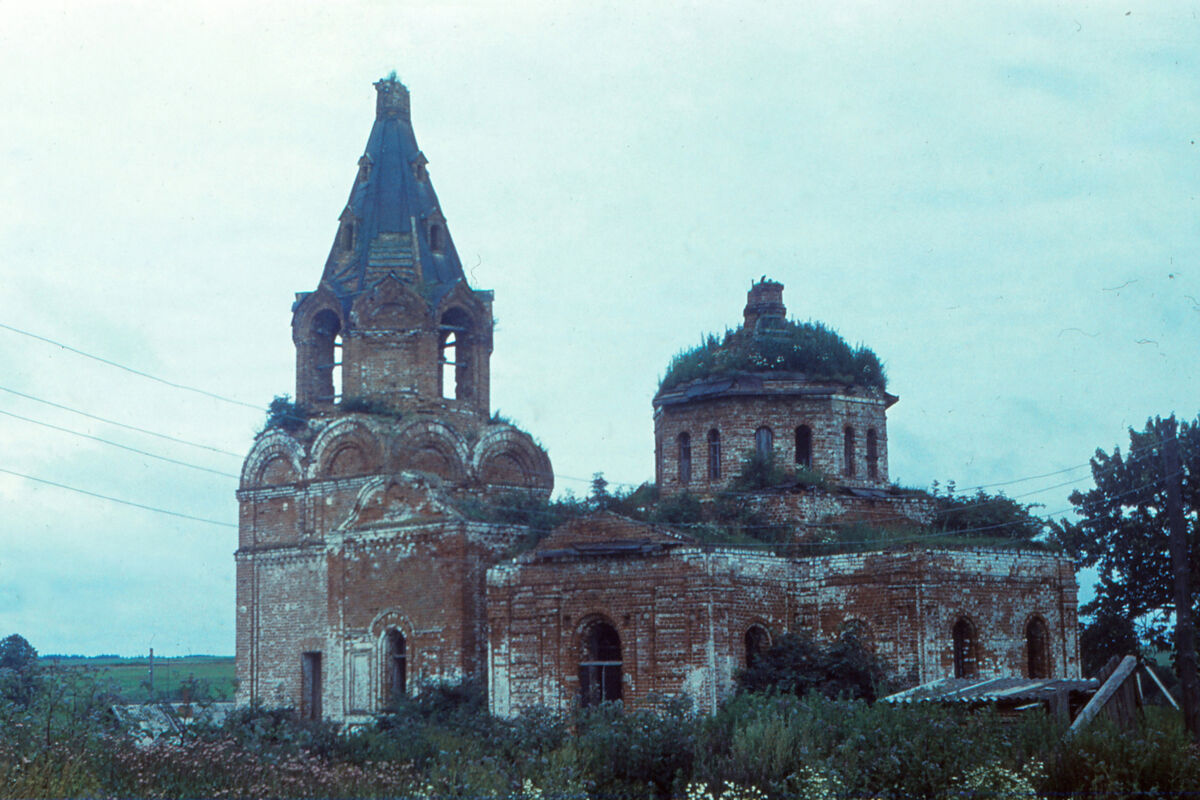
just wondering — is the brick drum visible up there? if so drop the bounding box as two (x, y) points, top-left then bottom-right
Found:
(236, 77), (1080, 723)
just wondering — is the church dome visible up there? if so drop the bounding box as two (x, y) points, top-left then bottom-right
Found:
(658, 279), (886, 394)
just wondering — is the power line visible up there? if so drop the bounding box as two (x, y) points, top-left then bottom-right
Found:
(0, 384), (244, 459)
(0, 466), (236, 529)
(0, 409), (240, 479)
(0, 321), (261, 410)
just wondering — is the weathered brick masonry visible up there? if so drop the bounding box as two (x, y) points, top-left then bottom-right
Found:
(236, 77), (1080, 722)
(487, 515), (1078, 715)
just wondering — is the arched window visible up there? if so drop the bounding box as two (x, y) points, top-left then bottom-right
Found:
(301, 651), (322, 721)
(707, 429), (721, 481)
(843, 426), (856, 477)
(1026, 617), (1051, 679)
(866, 429), (879, 479)
(795, 425), (812, 468)
(338, 219), (355, 251)
(387, 630), (407, 704)
(440, 330), (457, 398)
(429, 223), (445, 253)
(952, 617), (977, 678)
(755, 426), (774, 460)
(579, 620), (622, 707)
(439, 309), (472, 401)
(311, 310), (342, 405)
(745, 625), (771, 668)
(678, 433), (692, 484)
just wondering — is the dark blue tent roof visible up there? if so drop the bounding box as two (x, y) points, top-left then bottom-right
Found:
(319, 76), (467, 308)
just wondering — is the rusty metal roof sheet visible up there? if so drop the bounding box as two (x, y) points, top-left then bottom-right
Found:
(884, 676), (1098, 705)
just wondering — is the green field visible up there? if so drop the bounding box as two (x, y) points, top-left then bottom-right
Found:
(45, 655), (236, 703)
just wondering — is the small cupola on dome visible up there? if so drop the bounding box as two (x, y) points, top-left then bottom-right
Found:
(743, 278), (787, 332)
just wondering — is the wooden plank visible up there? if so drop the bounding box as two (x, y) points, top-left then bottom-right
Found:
(1142, 661), (1181, 710)
(1069, 655), (1138, 736)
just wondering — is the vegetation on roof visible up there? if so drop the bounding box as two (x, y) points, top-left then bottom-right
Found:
(659, 318), (886, 393)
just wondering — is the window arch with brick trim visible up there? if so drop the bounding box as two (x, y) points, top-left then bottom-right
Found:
(843, 426), (856, 477)
(795, 425), (812, 468)
(755, 426), (773, 460)
(866, 428), (879, 479)
(677, 432), (692, 484)
(707, 429), (721, 481)
(1026, 616), (1051, 679)
(579, 617), (622, 707)
(385, 629), (407, 706)
(439, 308), (474, 401)
(744, 625), (771, 668)
(952, 617), (978, 678)
(309, 309), (343, 405)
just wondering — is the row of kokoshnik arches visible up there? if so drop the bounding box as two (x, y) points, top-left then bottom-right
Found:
(675, 424), (881, 483)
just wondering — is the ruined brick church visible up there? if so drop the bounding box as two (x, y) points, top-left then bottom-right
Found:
(235, 77), (1080, 721)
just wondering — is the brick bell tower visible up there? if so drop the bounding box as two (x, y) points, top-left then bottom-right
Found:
(292, 74), (492, 416)
(236, 76), (551, 722)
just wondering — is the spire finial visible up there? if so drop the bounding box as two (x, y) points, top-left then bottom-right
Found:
(374, 73), (410, 122)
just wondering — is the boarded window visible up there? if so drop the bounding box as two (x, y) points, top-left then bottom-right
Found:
(866, 429), (879, 479)
(301, 651), (322, 721)
(745, 625), (771, 668)
(707, 429), (721, 481)
(795, 425), (812, 468)
(1026, 618), (1051, 679)
(387, 630), (407, 704)
(579, 620), (622, 707)
(755, 426), (774, 459)
(678, 433), (692, 484)
(952, 618), (977, 678)
(843, 426), (856, 477)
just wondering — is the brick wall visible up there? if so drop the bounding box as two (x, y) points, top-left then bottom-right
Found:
(487, 518), (1080, 717)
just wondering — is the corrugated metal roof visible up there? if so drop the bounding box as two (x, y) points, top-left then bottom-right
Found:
(884, 676), (1098, 705)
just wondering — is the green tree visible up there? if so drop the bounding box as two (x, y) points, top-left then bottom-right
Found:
(932, 485), (1046, 541)
(1054, 415), (1200, 649)
(0, 633), (37, 672)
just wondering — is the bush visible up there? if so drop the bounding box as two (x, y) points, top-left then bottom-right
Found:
(263, 395), (310, 434)
(735, 629), (890, 702)
(569, 699), (697, 800)
(660, 319), (886, 394)
(1045, 708), (1200, 797)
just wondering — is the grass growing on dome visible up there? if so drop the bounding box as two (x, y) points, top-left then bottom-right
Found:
(659, 319), (886, 393)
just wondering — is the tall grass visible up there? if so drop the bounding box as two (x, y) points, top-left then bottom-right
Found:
(3, 672), (1199, 799)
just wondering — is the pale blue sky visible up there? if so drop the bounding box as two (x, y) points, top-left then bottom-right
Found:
(1, 0), (1197, 655)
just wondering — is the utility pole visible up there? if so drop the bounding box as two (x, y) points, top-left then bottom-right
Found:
(148, 647), (154, 697)
(1161, 415), (1199, 738)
